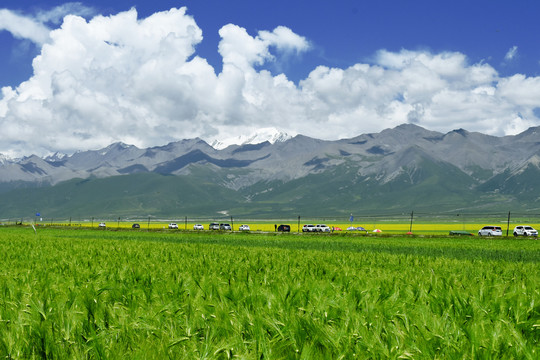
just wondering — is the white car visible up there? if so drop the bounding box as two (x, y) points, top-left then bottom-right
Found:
(209, 222), (220, 230)
(302, 224), (317, 232)
(220, 223), (232, 230)
(168, 223), (178, 229)
(98, 222), (106, 228)
(316, 224), (331, 232)
(513, 225), (538, 237)
(193, 224), (204, 230)
(239, 224), (250, 231)
(478, 226), (502, 236)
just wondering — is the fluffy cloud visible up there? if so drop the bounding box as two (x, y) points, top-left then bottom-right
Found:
(0, 9), (51, 44)
(218, 24), (310, 71)
(1, 7), (540, 158)
(0, 3), (94, 45)
(35, 2), (95, 25)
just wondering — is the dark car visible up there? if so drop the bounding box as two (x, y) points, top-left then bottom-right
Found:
(132, 223), (140, 229)
(277, 224), (290, 232)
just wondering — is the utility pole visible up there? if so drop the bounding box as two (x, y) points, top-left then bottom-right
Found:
(506, 211), (511, 236)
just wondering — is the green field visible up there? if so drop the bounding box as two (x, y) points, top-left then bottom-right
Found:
(0, 226), (538, 358)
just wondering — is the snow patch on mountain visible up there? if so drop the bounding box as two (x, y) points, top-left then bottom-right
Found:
(210, 128), (292, 150)
(0, 153), (13, 165)
(44, 152), (68, 162)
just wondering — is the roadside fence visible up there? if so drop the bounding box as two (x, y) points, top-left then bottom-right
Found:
(2, 211), (540, 235)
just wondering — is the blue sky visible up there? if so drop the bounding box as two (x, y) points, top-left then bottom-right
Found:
(3, 0), (538, 85)
(1, 1), (540, 156)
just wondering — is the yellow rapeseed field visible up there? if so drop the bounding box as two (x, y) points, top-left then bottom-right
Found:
(49, 220), (540, 235)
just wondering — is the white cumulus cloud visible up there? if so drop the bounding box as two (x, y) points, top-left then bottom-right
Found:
(1, 7), (540, 158)
(218, 24), (310, 71)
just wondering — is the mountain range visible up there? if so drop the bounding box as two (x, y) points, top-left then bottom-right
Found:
(1, 123), (539, 219)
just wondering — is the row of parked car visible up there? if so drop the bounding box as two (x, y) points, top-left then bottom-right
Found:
(478, 225), (538, 236)
(99, 222), (537, 237)
(192, 223), (250, 231)
(99, 222), (251, 231)
(302, 224), (331, 232)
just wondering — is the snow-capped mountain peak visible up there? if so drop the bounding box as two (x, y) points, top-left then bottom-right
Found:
(210, 128), (292, 150)
(0, 153), (13, 165)
(44, 152), (68, 162)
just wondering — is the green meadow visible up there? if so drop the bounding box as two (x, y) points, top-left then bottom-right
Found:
(0, 227), (538, 359)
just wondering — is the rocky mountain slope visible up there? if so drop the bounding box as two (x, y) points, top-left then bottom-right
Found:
(1, 124), (539, 217)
